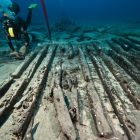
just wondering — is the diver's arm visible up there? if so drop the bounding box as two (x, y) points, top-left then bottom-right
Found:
(6, 36), (15, 51)
(8, 41), (15, 51)
(21, 27), (30, 47)
(25, 4), (38, 29)
(24, 32), (30, 47)
(19, 30), (30, 56)
(25, 9), (32, 29)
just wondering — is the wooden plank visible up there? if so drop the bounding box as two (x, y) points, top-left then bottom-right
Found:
(0, 46), (48, 125)
(12, 45), (57, 139)
(53, 64), (77, 140)
(87, 50), (136, 140)
(11, 52), (37, 78)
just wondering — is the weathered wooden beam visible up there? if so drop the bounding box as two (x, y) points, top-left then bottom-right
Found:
(119, 38), (140, 52)
(126, 37), (140, 45)
(86, 84), (113, 138)
(87, 50), (136, 140)
(23, 117), (34, 140)
(0, 78), (14, 98)
(102, 53), (140, 110)
(70, 88), (79, 123)
(11, 52), (37, 78)
(67, 43), (74, 59)
(107, 40), (140, 70)
(78, 46), (90, 82)
(0, 46), (48, 125)
(106, 46), (140, 84)
(12, 45), (57, 139)
(111, 38), (130, 51)
(79, 47), (113, 138)
(53, 65), (77, 140)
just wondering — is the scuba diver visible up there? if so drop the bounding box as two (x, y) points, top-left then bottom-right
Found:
(0, 2), (37, 59)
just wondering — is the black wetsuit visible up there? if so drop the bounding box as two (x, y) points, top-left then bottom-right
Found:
(0, 9), (32, 51)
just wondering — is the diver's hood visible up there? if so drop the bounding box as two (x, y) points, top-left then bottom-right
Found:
(9, 2), (20, 15)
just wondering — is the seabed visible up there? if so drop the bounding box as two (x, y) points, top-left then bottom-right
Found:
(0, 23), (140, 140)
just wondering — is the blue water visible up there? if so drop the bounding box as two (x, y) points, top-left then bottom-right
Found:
(8, 0), (140, 24)
(0, 0), (140, 43)
(0, 0), (140, 30)
(0, 0), (140, 47)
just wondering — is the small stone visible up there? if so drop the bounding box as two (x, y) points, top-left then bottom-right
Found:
(85, 75), (90, 82)
(16, 84), (20, 87)
(18, 113), (21, 116)
(120, 124), (123, 127)
(100, 132), (104, 137)
(57, 98), (60, 102)
(12, 122), (15, 125)
(0, 103), (4, 108)
(112, 114), (115, 119)
(28, 87), (32, 91)
(62, 80), (69, 90)
(28, 96), (33, 102)
(61, 48), (66, 53)
(22, 102), (29, 109)
(3, 99), (7, 103)
(44, 96), (47, 99)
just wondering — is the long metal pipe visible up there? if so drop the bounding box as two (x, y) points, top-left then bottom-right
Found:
(40, 0), (51, 40)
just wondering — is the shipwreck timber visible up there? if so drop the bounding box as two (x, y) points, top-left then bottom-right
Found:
(0, 38), (140, 140)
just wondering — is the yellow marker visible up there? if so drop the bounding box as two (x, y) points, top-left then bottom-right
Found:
(8, 27), (15, 37)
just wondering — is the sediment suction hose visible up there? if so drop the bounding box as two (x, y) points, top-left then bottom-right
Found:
(40, 0), (51, 40)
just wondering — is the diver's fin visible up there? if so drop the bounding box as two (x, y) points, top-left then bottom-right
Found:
(28, 3), (38, 9)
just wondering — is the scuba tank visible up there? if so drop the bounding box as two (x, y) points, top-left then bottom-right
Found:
(2, 18), (17, 38)
(2, 2), (20, 38)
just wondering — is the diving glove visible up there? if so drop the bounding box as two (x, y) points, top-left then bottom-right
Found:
(19, 46), (27, 56)
(10, 51), (24, 60)
(28, 3), (38, 9)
